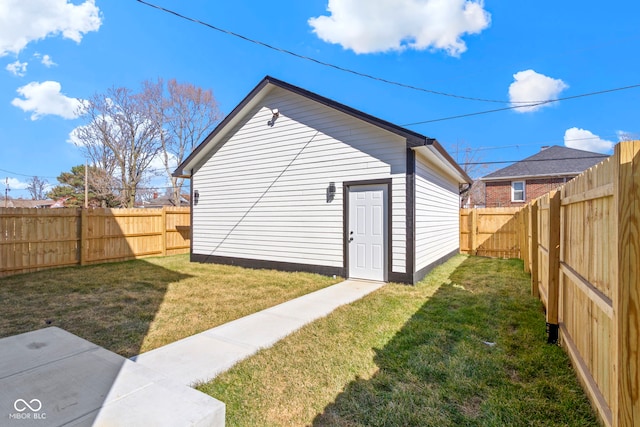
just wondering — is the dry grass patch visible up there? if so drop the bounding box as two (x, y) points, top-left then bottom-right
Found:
(0, 254), (339, 357)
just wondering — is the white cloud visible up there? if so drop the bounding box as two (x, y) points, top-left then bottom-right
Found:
(6, 60), (27, 76)
(308, 0), (491, 55)
(34, 53), (57, 67)
(5, 177), (29, 191)
(509, 70), (568, 113)
(564, 128), (614, 153)
(0, 0), (102, 57)
(11, 81), (83, 120)
(42, 54), (56, 67)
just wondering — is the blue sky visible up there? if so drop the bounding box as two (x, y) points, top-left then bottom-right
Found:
(1, 0), (638, 197)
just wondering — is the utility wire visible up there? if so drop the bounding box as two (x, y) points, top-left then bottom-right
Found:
(135, 0), (516, 104)
(403, 83), (640, 125)
(135, 0), (640, 116)
(0, 135), (621, 183)
(460, 154), (608, 166)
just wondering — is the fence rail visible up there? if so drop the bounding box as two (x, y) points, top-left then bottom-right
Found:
(0, 207), (190, 278)
(462, 141), (640, 427)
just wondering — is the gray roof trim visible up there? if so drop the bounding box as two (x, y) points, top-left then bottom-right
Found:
(174, 76), (470, 183)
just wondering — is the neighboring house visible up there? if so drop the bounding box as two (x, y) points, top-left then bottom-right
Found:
(141, 193), (190, 208)
(174, 76), (471, 284)
(481, 146), (609, 207)
(0, 198), (55, 208)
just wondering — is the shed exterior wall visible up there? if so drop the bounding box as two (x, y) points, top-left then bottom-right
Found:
(414, 151), (461, 272)
(191, 87), (407, 274)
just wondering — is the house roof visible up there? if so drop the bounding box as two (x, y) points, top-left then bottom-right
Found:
(0, 198), (55, 208)
(481, 146), (609, 181)
(173, 76), (471, 184)
(140, 193), (190, 208)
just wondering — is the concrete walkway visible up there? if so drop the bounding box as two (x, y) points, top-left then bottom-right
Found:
(132, 279), (384, 386)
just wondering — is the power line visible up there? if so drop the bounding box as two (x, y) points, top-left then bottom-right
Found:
(134, 0), (640, 115)
(460, 154), (608, 166)
(0, 168), (58, 180)
(403, 83), (640, 125)
(450, 135), (633, 153)
(134, 0), (518, 104)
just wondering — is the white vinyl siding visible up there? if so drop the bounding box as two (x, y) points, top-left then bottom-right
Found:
(192, 87), (407, 272)
(414, 151), (460, 271)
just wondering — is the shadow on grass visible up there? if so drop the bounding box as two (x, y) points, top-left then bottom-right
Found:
(0, 258), (193, 358)
(312, 257), (599, 427)
(0, 257), (206, 425)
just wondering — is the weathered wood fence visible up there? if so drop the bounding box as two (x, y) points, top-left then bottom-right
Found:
(461, 141), (640, 427)
(0, 207), (190, 278)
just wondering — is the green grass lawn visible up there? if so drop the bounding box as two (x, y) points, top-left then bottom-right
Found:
(0, 254), (340, 358)
(198, 256), (599, 426)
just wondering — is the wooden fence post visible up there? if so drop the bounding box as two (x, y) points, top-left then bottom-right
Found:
(470, 208), (478, 256)
(613, 141), (640, 426)
(530, 201), (539, 298)
(520, 208), (529, 271)
(546, 190), (561, 344)
(80, 208), (88, 266)
(161, 206), (167, 257)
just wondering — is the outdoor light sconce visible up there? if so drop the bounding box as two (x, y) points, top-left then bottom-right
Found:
(267, 108), (280, 127)
(193, 190), (199, 206)
(326, 182), (336, 203)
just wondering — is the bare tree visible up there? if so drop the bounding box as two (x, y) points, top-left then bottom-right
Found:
(26, 176), (48, 200)
(451, 140), (489, 179)
(450, 140), (490, 208)
(618, 131), (638, 142)
(142, 78), (222, 206)
(73, 86), (162, 207)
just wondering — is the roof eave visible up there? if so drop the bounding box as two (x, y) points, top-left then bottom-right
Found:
(412, 138), (472, 184)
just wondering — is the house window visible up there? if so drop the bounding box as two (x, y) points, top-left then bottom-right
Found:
(512, 181), (525, 202)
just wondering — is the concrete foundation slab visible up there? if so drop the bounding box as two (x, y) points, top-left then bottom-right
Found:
(0, 328), (224, 427)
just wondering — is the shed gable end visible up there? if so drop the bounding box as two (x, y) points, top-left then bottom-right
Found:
(191, 87), (408, 274)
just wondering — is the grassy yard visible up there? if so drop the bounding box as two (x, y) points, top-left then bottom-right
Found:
(198, 256), (599, 426)
(0, 254), (340, 358)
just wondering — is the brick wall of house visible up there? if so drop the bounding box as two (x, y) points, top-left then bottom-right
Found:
(484, 177), (571, 207)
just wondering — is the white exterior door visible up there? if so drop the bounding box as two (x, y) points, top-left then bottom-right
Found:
(348, 184), (388, 281)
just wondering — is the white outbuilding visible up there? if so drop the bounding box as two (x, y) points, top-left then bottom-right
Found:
(174, 76), (471, 284)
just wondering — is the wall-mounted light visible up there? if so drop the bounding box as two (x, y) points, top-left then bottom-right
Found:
(267, 108), (280, 127)
(326, 182), (336, 203)
(193, 190), (199, 206)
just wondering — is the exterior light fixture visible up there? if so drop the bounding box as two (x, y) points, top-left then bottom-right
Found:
(193, 190), (199, 205)
(267, 108), (280, 127)
(326, 182), (336, 203)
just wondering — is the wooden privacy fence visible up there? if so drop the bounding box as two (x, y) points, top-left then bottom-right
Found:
(524, 143), (634, 427)
(0, 207), (190, 278)
(460, 207), (526, 259)
(468, 141), (639, 427)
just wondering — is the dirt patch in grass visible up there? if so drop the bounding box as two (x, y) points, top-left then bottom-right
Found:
(0, 254), (339, 358)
